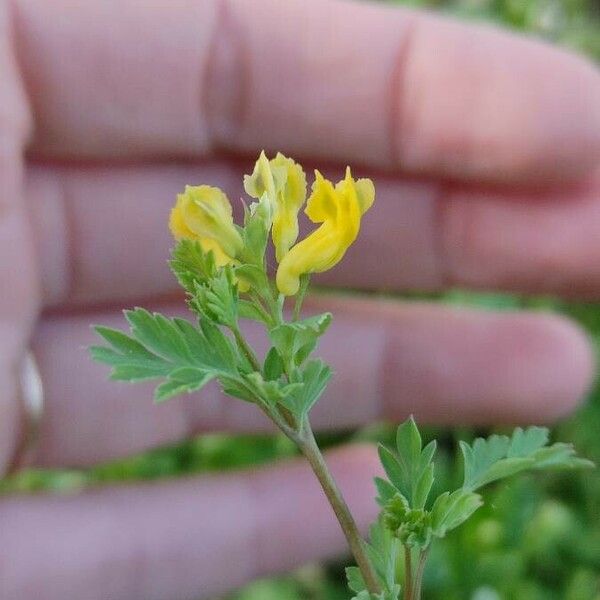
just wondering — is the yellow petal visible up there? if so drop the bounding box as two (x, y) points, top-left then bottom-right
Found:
(355, 178), (375, 215)
(276, 169), (374, 295)
(243, 151), (280, 202)
(271, 153), (307, 261)
(175, 185), (243, 257)
(305, 171), (338, 223)
(276, 222), (344, 295)
(169, 195), (197, 240)
(199, 237), (233, 267)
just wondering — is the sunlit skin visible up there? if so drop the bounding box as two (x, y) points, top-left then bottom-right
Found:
(1, 0), (599, 598)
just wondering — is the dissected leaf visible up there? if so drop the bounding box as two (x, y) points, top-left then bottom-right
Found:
(461, 427), (594, 490)
(263, 347), (285, 381)
(91, 312), (241, 402)
(190, 267), (239, 327)
(198, 319), (239, 371)
(269, 312), (332, 367)
(374, 477), (398, 507)
(169, 239), (217, 292)
(346, 567), (366, 594)
(378, 417), (436, 509)
(238, 300), (271, 324)
(242, 372), (303, 408)
(430, 489), (483, 538)
(279, 359), (332, 418)
(154, 368), (216, 403)
(507, 426), (549, 457)
(530, 443), (595, 470)
(125, 308), (194, 364)
(91, 327), (172, 381)
(378, 446), (408, 501)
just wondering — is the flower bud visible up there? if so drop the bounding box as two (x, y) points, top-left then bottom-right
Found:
(169, 185), (243, 264)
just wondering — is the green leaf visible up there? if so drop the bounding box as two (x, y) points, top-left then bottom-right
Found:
(91, 327), (172, 381)
(378, 446), (408, 500)
(242, 372), (303, 408)
(507, 426), (549, 457)
(460, 434), (511, 490)
(218, 375), (257, 403)
(413, 462), (435, 510)
(364, 518), (400, 593)
(125, 308), (194, 364)
(263, 347), (284, 381)
(396, 417), (422, 470)
(235, 264), (269, 291)
(198, 319), (239, 371)
(91, 312), (240, 402)
(346, 567), (366, 594)
(430, 489), (483, 538)
(279, 359), (332, 418)
(461, 427), (594, 491)
(269, 312), (332, 367)
(169, 239), (216, 292)
(238, 300), (271, 324)
(154, 367), (216, 403)
(241, 194), (270, 266)
(190, 267), (238, 326)
(378, 417), (436, 509)
(530, 443), (595, 470)
(374, 477), (398, 507)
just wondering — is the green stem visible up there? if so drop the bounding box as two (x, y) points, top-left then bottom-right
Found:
(404, 546), (413, 600)
(258, 404), (299, 442)
(412, 548), (429, 600)
(292, 274), (310, 321)
(249, 291), (273, 326)
(231, 325), (261, 372)
(299, 425), (381, 596)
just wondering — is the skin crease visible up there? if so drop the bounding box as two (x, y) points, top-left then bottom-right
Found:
(0, 0), (599, 598)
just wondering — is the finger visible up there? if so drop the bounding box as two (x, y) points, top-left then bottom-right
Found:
(28, 163), (600, 309)
(14, 0), (600, 183)
(0, 0), (38, 474)
(20, 296), (593, 468)
(0, 444), (381, 600)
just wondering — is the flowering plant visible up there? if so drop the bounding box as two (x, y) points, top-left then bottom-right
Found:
(91, 152), (592, 599)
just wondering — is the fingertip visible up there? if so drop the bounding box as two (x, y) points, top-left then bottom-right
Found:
(381, 304), (596, 426)
(399, 15), (600, 182)
(522, 312), (596, 423)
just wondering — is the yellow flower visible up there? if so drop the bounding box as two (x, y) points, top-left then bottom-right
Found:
(169, 185), (243, 266)
(243, 151), (284, 207)
(276, 168), (374, 296)
(244, 151), (307, 261)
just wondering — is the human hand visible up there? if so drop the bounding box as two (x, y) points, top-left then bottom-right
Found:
(1, 0), (599, 598)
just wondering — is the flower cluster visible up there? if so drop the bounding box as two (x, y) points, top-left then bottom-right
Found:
(169, 151), (375, 295)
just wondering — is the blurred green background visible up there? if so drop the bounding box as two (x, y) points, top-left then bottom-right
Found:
(2, 0), (600, 598)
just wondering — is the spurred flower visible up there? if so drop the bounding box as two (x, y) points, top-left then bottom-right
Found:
(276, 168), (374, 296)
